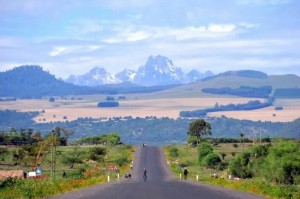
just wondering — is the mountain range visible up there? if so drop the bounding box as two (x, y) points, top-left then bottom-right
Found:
(1, 55), (300, 98)
(65, 55), (214, 86)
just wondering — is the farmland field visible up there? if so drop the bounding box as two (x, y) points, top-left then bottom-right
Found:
(0, 96), (299, 122)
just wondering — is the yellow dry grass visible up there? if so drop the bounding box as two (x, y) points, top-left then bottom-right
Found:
(0, 97), (299, 123)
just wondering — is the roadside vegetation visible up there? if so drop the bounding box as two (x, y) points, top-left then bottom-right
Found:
(0, 131), (134, 199)
(164, 119), (300, 199)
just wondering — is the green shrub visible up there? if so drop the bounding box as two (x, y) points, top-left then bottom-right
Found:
(229, 152), (252, 178)
(187, 135), (198, 147)
(179, 160), (192, 168)
(169, 146), (179, 157)
(0, 177), (17, 188)
(114, 157), (129, 167)
(197, 142), (213, 162)
(89, 147), (107, 162)
(202, 153), (222, 169)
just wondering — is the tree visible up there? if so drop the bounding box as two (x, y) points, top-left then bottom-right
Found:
(89, 147), (107, 162)
(188, 119), (211, 145)
(62, 147), (86, 168)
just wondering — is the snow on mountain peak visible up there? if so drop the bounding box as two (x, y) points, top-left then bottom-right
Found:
(66, 55), (214, 86)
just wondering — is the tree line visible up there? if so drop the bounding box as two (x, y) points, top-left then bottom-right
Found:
(201, 86), (272, 98)
(180, 97), (274, 117)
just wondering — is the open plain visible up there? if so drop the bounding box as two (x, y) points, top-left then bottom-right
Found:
(1, 95), (299, 123)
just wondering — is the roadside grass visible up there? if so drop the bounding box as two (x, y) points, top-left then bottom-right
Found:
(163, 144), (300, 199)
(0, 144), (135, 199)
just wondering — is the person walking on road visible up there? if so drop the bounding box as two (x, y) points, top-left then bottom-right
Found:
(143, 168), (147, 181)
(183, 168), (188, 180)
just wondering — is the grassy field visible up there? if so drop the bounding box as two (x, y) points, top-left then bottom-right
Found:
(0, 144), (135, 198)
(163, 142), (300, 199)
(0, 97), (261, 121)
(1, 95), (299, 123)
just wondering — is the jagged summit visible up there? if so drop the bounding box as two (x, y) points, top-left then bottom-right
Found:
(66, 67), (120, 87)
(65, 55), (214, 86)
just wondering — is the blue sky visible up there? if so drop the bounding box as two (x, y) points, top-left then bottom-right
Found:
(0, 0), (299, 78)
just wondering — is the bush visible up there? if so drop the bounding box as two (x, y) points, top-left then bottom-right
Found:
(202, 153), (222, 169)
(89, 147), (107, 162)
(169, 146), (179, 157)
(187, 136), (198, 147)
(229, 152), (253, 178)
(0, 177), (17, 188)
(114, 157), (129, 167)
(179, 160), (192, 168)
(198, 142), (213, 162)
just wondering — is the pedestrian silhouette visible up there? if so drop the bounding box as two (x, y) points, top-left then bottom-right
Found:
(183, 168), (188, 180)
(62, 170), (67, 178)
(143, 168), (147, 181)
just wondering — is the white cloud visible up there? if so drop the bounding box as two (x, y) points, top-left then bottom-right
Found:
(101, 23), (249, 43)
(208, 24), (236, 33)
(48, 45), (102, 57)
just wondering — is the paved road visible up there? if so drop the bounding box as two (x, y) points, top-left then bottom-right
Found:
(51, 146), (264, 199)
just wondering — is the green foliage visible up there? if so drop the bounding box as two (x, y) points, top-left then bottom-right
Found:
(187, 135), (198, 147)
(0, 146), (8, 156)
(202, 153), (222, 169)
(0, 177), (17, 188)
(197, 142), (213, 162)
(188, 119), (211, 144)
(75, 133), (121, 145)
(229, 152), (253, 178)
(169, 146), (179, 157)
(62, 147), (86, 168)
(89, 147), (107, 162)
(114, 157), (129, 167)
(260, 142), (300, 184)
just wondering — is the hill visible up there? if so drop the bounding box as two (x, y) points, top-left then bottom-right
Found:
(0, 65), (99, 98)
(151, 73), (300, 98)
(202, 70), (268, 81)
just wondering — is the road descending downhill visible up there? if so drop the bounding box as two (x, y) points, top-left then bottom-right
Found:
(51, 146), (264, 199)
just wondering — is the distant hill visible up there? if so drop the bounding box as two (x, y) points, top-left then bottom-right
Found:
(152, 73), (300, 98)
(0, 65), (99, 98)
(202, 70), (268, 81)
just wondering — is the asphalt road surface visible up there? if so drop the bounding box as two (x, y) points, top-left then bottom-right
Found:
(51, 146), (264, 199)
